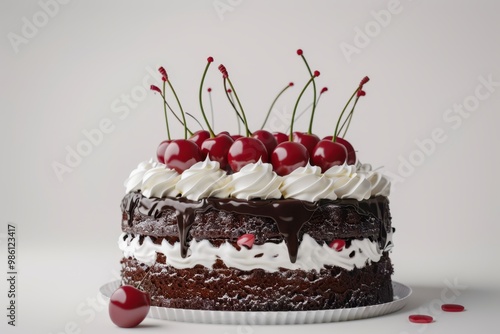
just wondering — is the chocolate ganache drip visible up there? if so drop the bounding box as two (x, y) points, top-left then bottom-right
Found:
(121, 192), (391, 263)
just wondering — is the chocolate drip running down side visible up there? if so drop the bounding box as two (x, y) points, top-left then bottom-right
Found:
(121, 192), (392, 263)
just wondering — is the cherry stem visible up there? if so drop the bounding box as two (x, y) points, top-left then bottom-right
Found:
(159, 91), (193, 136)
(208, 89), (214, 132)
(198, 61), (215, 137)
(290, 75), (317, 141)
(261, 83), (293, 130)
(160, 81), (171, 140)
(223, 80), (242, 123)
(186, 112), (205, 130)
(227, 90), (242, 134)
(299, 54), (317, 135)
(226, 77), (251, 136)
(286, 93), (323, 133)
(167, 80), (188, 139)
(338, 95), (360, 138)
(332, 86), (361, 142)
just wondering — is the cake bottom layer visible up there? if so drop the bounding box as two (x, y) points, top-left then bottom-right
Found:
(121, 254), (394, 311)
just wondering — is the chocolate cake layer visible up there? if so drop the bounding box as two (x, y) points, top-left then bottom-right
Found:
(119, 193), (394, 311)
(121, 192), (392, 262)
(121, 254), (394, 311)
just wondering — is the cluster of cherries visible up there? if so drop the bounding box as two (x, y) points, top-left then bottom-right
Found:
(150, 49), (370, 176)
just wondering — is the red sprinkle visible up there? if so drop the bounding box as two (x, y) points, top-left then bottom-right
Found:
(328, 239), (345, 252)
(357, 89), (366, 97)
(313, 70), (320, 77)
(227, 89), (232, 93)
(207, 87), (212, 92)
(207, 56), (214, 63)
(441, 304), (465, 312)
(409, 314), (433, 324)
(297, 49), (303, 56)
(237, 234), (255, 249)
(289, 82), (294, 87)
(320, 87), (328, 94)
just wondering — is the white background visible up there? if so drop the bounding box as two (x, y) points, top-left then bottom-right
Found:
(1, 0), (500, 333)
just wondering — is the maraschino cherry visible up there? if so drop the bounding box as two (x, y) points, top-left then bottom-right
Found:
(201, 133), (234, 169)
(228, 137), (268, 172)
(189, 130), (211, 150)
(311, 139), (347, 172)
(156, 139), (171, 164)
(164, 139), (202, 173)
(252, 129), (278, 160)
(323, 136), (356, 165)
(271, 141), (309, 176)
(270, 52), (319, 176)
(293, 131), (320, 158)
(109, 264), (156, 328)
(273, 132), (289, 145)
(109, 285), (150, 328)
(312, 75), (370, 170)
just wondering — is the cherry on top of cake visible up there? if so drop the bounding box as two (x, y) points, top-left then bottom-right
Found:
(150, 49), (370, 176)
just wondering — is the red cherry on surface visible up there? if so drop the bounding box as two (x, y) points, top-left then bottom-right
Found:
(323, 136), (356, 165)
(293, 132), (320, 158)
(109, 285), (150, 328)
(201, 133), (234, 169)
(328, 239), (346, 252)
(252, 130), (278, 160)
(273, 132), (288, 145)
(156, 140), (171, 164)
(271, 141), (309, 176)
(164, 139), (202, 173)
(311, 140), (348, 173)
(189, 130), (211, 149)
(231, 134), (243, 141)
(227, 137), (268, 172)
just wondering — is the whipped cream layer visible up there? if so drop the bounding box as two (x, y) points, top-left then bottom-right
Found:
(119, 232), (393, 272)
(125, 159), (391, 201)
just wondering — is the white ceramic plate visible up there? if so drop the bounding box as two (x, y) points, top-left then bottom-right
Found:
(100, 280), (411, 325)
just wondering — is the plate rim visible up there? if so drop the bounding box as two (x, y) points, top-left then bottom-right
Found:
(100, 280), (411, 325)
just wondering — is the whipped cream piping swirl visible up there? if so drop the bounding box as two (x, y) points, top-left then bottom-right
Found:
(175, 158), (230, 200)
(219, 160), (282, 200)
(141, 166), (180, 198)
(124, 159), (158, 193)
(324, 163), (371, 200)
(124, 159), (391, 200)
(280, 163), (337, 201)
(357, 163), (391, 197)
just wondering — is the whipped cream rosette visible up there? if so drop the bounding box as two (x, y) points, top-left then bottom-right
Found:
(280, 163), (337, 201)
(324, 163), (372, 200)
(124, 159), (158, 193)
(357, 163), (391, 197)
(175, 157), (230, 200)
(141, 165), (180, 198)
(217, 159), (282, 200)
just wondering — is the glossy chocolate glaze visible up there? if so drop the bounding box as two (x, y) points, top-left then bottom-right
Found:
(121, 192), (391, 263)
